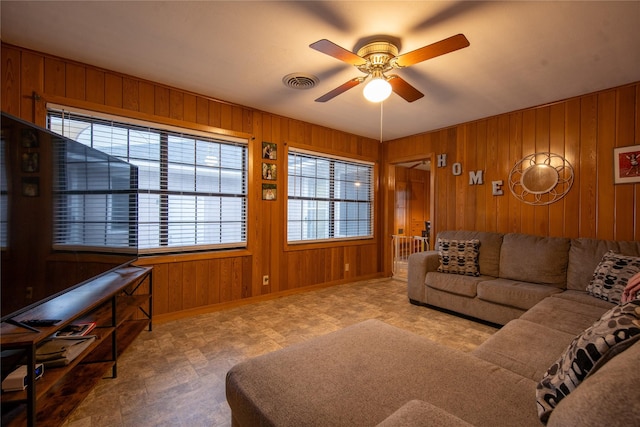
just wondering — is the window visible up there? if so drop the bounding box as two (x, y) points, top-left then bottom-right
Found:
(52, 136), (138, 252)
(47, 107), (248, 254)
(288, 148), (373, 243)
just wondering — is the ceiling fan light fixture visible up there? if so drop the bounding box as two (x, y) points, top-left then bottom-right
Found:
(311, 34), (469, 103)
(363, 76), (392, 103)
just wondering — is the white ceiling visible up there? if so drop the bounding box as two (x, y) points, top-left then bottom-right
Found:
(2, 1), (639, 141)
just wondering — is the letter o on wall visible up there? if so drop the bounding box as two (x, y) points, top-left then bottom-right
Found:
(452, 163), (462, 176)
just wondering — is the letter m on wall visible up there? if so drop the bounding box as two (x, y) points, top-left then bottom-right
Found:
(469, 170), (484, 185)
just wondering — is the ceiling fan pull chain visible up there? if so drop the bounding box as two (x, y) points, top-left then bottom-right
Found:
(380, 101), (384, 143)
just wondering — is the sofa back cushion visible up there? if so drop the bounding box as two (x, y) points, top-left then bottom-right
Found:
(499, 234), (570, 287)
(566, 238), (640, 291)
(436, 231), (504, 277)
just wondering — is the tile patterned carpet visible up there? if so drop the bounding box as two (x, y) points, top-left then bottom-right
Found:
(63, 278), (497, 427)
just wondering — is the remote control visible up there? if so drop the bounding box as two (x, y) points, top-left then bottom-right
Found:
(23, 319), (61, 327)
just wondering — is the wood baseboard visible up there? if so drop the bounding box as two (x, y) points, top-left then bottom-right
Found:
(154, 273), (385, 324)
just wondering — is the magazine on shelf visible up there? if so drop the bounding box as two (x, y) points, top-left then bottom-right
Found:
(55, 322), (96, 337)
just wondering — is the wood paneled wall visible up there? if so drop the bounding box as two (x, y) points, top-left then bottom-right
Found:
(4, 42), (638, 318)
(384, 84), (640, 256)
(1, 43), (382, 318)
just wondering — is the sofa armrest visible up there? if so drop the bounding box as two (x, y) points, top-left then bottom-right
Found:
(408, 251), (440, 303)
(546, 340), (640, 427)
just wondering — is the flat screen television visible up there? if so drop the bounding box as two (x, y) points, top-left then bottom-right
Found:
(1, 112), (138, 325)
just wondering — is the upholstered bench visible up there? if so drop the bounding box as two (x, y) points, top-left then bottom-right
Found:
(226, 319), (540, 426)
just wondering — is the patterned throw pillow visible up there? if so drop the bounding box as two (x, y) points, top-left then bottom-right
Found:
(586, 251), (640, 303)
(535, 299), (640, 424)
(436, 238), (480, 277)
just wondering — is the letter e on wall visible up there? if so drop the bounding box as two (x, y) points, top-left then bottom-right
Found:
(492, 180), (504, 195)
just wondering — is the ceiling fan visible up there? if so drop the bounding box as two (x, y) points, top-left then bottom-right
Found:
(310, 34), (469, 103)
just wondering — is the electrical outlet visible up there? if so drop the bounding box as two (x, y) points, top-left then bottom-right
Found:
(262, 275), (269, 285)
(345, 263), (349, 272)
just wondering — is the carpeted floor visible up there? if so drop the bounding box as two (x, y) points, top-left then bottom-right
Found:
(62, 278), (498, 427)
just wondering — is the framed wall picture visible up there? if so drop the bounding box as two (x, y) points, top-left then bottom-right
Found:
(613, 144), (640, 184)
(262, 183), (276, 200)
(262, 162), (276, 180)
(262, 142), (277, 160)
(22, 177), (39, 197)
(21, 152), (39, 173)
(21, 128), (39, 148)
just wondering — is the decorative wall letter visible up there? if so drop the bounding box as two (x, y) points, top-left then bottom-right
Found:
(437, 154), (447, 168)
(469, 170), (484, 185)
(492, 180), (504, 196)
(452, 163), (462, 176)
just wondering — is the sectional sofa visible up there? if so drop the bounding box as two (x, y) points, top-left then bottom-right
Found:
(226, 231), (640, 426)
(407, 230), (640, 325)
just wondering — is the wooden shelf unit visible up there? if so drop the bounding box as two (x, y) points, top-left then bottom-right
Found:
(1, 265), (152, 427)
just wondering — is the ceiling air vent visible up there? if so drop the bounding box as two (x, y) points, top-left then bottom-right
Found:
(282, 73), (319, 90)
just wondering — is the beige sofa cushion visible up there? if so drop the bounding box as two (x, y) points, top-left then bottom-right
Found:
(473, 319), (575, 382)
(520, 296), (610, 335)
(550, 290), (616, 309)
(425, 271), (485, 297)
(499, 234), (570, 287)
(566, 238), (640, 291)
(477, 278), (563, 311)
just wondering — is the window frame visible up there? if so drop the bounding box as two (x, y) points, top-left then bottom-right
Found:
(46, 104), (250, 255)
(286, 146), (375, 245)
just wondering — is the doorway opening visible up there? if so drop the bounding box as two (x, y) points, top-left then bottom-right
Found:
(390, 157), (433, 280)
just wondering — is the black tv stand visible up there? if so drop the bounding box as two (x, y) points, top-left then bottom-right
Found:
(1, 265), (152, 427)
(3, 319), (41, 333)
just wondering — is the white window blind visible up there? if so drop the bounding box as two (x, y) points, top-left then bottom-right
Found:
(47, 107), (248, 253)
(51, 136), (138, 252)
(288, 148), (373, 243)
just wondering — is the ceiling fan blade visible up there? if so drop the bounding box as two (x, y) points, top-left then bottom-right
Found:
(315, 77), (364, 102)
(309, 39), (367, 66)
(388, 75), (424, 102)
(393, 34), (470, 67)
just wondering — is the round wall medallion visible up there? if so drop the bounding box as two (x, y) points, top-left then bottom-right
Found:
(508, 153), (574, 205)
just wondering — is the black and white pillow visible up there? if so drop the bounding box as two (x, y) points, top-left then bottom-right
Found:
(586, 251), (640, 303)
(436, 238), (480, 277)
(535, 299), (640, 424)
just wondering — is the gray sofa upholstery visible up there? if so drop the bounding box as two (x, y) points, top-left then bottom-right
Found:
(408, 231), (640, 325)
(226, 231), (640, 426)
